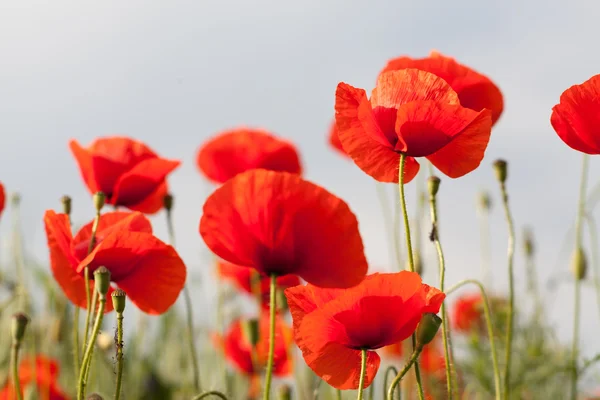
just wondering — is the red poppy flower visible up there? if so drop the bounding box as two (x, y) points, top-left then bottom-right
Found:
(197, 128), (302, 184)
(43, 210), (186, 314)
(551, 74), (600, 154)
(0, 356), (69, 400)
(451, 293), (484, 332)
(217, 261), (301, 307)
(200, 169), (368, 288)
(380, 50), (504, 125)
(69, 137), (181, 214)
(335, 68), (493, 183)
(219, 313), (293, 377)
(0, 182), (5, 219)
(285, 272), (445, 390)
(328, 120), (347, 156)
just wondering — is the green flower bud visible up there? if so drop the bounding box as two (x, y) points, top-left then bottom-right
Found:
(163, 193), (174, 212)
(93, 191), (106, 212)
(111, 288), (126, 313)
(416, 313), (442, 348)
(61, 195), (72, 216)
(278, 385), (292, 400)
(571, 247), (587, 280)
(478, 191), (492, 211)
(427, 176), (441, 197)
(242, 318), (260, 347)
(94, 266), (111, 296)
(523, 228), (535, 258)
(493, 159), (508, 183)
(11, 312), (29, 343)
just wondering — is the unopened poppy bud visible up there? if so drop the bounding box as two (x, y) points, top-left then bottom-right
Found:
(93, 191), (105, 212)
(94, 266), (111, 295)
(278, 385), (292, 400)
(493, 159), (508, 183)
(163, 193), (174, 212)
(87, 394), (104, 400)
(478, 192), (492, 211)
(242, 318), (260, 347)
(11, 312), (29, 343)
(523, 228), (535, 258)
(416, 313), (442, 348)
(11, 193), (21, 206)
(571, 247), (587, 280)
(427, 176), (441, 197)
(112, 288), (126, 313)
(61, 195), (72, 215)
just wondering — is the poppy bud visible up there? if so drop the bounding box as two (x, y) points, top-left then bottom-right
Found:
(427, 176), (441, 197)
(163, 193), (174, 212)
(478, 192), (492, 211)
(11, 193), (21, 206)
(571, 247), (587, 280)
(111, 288), (126, 313)
(61, 195), (72, 216)
(493, 159), (508, 183)
(242, 318), (260, 347)
(523, 228), (535, 258)
(87, 394), (104, 400)
(416, 313), (442, 349)
(93, 191), (106, 212)
(94, 266), (111, 296)
(278, 385), (292, 400)
(11, 312), (29, 343)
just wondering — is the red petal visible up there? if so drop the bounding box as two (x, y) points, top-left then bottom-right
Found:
(0, 182), (5, 218)
(328, 120), (347, 156)
(285, 284), (346, 334)
(426, 109), (492, 178)
(18, 356), (59, 387)
(196, 128), (302, 184)
(126, 181), (169, 214)
(200, 169), (368, 287)
(551, 74), (600, 154)
(223, 320), (254, 375)
(112, 158), (180, 209)
(69, 140), (99, 194)
(218, 261), (254, 293)
(335, 82), (420, 183)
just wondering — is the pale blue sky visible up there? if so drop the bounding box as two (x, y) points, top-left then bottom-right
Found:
(1, 0), (600, 382)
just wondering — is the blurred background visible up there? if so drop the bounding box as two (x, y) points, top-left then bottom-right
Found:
(1, 0), (600, 390)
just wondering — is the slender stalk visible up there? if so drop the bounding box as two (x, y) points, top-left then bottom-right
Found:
(191, 391), (229, 399)
(11, 342), (23, 400)
(114, 311), (124, 400)
(570, 154), (589, 400)
(77, 293), (106, 400)
(336, 389), (342, 400)
(73, 301), (81, 375)
(427, 179), (453, 399)
(263, 274), (277, 400)
(383, 366), (401, 400)
(368, 383), (374, 400)
(477, 194), (493, 288)
(357, 349), (368, 400)
(497, 172), (515, 400)
(82, 211), (101, 351)
(446, 279), (501, 400)
(393, 187), (403, 270)
(387, 349), (422, 400)
(376, 183), (398, 268)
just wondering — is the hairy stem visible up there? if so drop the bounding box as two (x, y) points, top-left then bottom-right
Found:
(262, 274), (277, 400)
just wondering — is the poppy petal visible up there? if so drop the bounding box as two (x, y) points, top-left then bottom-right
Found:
(69, 140), (99, 194)
(551, 74), (600, 154)
(200, 169), (368, 287)
(126, 181), (169, 214)
(112, 158), (181, 209)
(426, 109), (492, 178)
(0, 183), (5, 218)
(335, 82), (420, 183)
(285, 284), (347, 333)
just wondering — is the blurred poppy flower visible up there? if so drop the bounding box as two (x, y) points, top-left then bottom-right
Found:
(69, 137), (180, 214)
(380, 50), (504, 125)
(551, 74), (600, 154)
(451, 293), (484, 332)
(200, 169), (368, 288)
(335, 68), (493, 183)
(0, 182), (4, 219)
(285, 272), (445, 390)
(0, 356), (69, 400)
(382, 335), (445, 375)
(43, 210), (186, 314)
(328, 120), (347, 156)
(217, 261), (300, 308)
(197, 128), (302, 184)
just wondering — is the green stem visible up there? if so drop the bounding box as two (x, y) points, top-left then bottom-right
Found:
(11, 342), (23, 400)
(191, 391), (229, 399)
(428, 184), (453, 399)
(357, 349), (367, 400)
(114, 311), (124, 400)
(383, 366), (401, 400)
(571, 154), (588, 400)
(73, 306), (80, 375)
(387, 348), (422, 400)
(478, 200), (493, 289)
(336, 389), (342, 400)
(263, 274), (277, 400)
(498, 180), (515, 400)
(77, 293), (106, 400)
(446, 279), (501, 400)
(82, 211), (101, 351)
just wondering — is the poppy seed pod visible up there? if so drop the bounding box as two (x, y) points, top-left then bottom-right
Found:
(94, 266), (111, 295)
(11, 193), (21, 206)
(416, 313), (442, 349)
(427, 176), (441, 197)
(60, 195), (72, 216)
(93, 191), (106, 212)
(112, 288), (127, 313)
(523, 228), (535, 258)
(11, 312), (29, 343)
(493, 159), (508, 183)
(478, 192), (492, 211)
(242, 318), (260, 347)
(571, 247), (587, 280)
(163, 193), (174, 212)
(278, 385), (292, 400)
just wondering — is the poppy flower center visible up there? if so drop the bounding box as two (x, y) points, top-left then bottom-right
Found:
(395, 120), (453, 157)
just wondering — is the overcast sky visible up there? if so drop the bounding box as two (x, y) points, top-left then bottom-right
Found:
(2, 0), (600, 383)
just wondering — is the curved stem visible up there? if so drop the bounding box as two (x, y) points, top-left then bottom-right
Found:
(383, 366), (401, 400)
(77, 294), (106, 400)
(357, 349), (367, 400)
(387, 348), (422, 400)
(114, 311), (124, 400)
(73, 307), (80, 374)
(428, 185), (453, 399)
(445, 279), (501, 400)
(413, 361), (425, 400)
(11, 342), (23, 400)
(263, 274), (277, 400)
(191, 390), (229, 400)
(82, 211), (101, 351)
(571, 154), (589, 400)
(498, 180), (515, 400)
